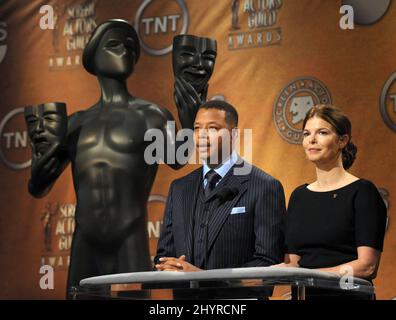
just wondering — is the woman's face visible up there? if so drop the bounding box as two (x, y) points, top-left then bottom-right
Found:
(94, 28), (137, 78)
(302, 116), (347, 167)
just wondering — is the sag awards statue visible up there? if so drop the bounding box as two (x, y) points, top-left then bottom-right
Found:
(231, 0), (240, 30)
(24, 19), (217, 298)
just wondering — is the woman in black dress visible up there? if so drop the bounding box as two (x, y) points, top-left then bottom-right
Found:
(281, 104), (387, 299)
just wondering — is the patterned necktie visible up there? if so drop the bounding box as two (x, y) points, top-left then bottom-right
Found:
(204, 170), (221, 197)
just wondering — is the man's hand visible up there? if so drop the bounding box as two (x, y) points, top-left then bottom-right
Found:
(155, 255), (202, 272)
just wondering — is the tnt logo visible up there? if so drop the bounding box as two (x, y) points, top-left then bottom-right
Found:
(340, 0), (391, 29)
(0, 108), (31, 170)
(141, 14), (180, 35)
(380, 72), (396, 132)
(147, 194), (166, 261)
(134, 0), (189, 56)
(384, 89), (396, 126)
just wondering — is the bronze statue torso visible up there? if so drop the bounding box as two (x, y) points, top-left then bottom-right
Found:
(67, 99), (167, 245)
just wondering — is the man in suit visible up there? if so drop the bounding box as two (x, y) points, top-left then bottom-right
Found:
(154, 100), (285, 272)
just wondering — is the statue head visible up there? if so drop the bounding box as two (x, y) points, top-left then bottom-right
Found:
(172, 35), (217, 93)
(24, 102), (67, 157)
(83, 19), (140, 79)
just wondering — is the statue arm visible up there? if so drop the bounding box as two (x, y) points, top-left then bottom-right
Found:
(27, 111), (81, 198)
(28, 143), (69, 198)
(174, 76), (207, 130)
(159, 106), (194, 170)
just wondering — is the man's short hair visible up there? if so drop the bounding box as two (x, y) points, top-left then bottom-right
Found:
(198, 100), (238, 127)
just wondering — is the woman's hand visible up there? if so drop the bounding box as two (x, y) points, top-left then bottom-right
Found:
(271, 262), (299, 268)
(271, 254), (301, 268)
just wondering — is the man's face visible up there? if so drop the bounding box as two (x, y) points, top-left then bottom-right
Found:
(194, 108), (234, 166)
(94, 28), (137, 78)
(24, 103), (67, 156)
(173, 35), (217, 93)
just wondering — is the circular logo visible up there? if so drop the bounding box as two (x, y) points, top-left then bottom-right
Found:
(378, 187), (390, 233)
(380, 72), (396, 132)
(148, 194), (167, 244)
(0, 21), (7, 64)
(0, 108), (31, 170)
(273, 77), (332, 144)
(134, 0), (189, 56)
(341, 0), (390, 25)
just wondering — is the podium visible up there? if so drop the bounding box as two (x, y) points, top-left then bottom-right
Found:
(73, 267), (375, 300)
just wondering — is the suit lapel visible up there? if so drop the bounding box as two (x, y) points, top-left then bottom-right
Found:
(206, 170), (249, 254)
(181, 168), (202, 262)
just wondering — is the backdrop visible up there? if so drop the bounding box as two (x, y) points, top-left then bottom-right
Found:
(0, 0), (395, 299)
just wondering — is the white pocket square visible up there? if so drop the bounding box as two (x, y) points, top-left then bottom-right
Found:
(230, 206), (246, 215)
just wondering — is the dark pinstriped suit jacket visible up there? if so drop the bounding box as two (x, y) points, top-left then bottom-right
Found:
(154, 159), (286, 269)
